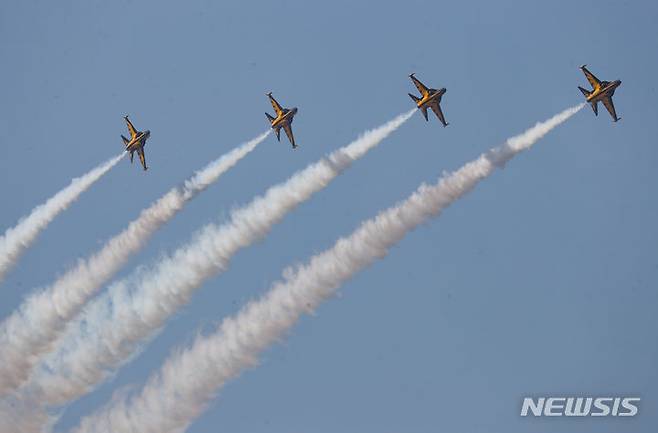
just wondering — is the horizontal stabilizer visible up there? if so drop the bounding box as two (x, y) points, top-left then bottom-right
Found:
(408, 93), (420, 103)
(121, 135), (129, 146)
(420, 106), (429, 121)
(265, 112), (276, 124)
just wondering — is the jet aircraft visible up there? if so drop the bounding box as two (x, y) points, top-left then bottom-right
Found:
(578, 65), (622, 122)
(265, 92), (298, 149)
(121, 115), (151, 170)
(408, 73), (449, 126)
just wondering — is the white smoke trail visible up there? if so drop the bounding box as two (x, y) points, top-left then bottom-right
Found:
(0, 394), (55, 433)
(0, 154), (124, 284)
(0, 132), (267, 396)
(72, 104), (583, 433)
(16, 111), (414, 410)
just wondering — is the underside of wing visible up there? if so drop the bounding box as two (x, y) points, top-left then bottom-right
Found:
(410, 75), (430, 97)
(125, 116), (138, 139)
(268, 93), (284, 117)
(601, 96), (618, 121)
(283, 122), (296, 148)
(138, 148), (147, 170)
(430, 101), (448, 126)
(581, 66), (602, 90)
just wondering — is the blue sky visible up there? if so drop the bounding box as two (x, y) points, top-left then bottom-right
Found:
(1, 0), (657, 432)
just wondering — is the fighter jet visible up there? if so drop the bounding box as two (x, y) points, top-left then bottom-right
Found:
(578, 65), (622, 122)
(408, 73), (449, 126)
(121, 115), (151, 170)
(265, 92), (298, 149)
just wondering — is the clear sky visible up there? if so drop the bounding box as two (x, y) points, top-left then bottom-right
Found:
(1, 0), (657, 432)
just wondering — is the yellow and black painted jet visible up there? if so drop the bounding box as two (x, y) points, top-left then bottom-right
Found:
(578, 65), (622, 122)
(408, 73), (448, 126)
(121, 115), (151, 171)
(265, 92), (298, 149)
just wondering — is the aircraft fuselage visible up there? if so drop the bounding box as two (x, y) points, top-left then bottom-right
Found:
(126, 130), (150, 153)
(586, 80), (621, 103)
(271, 107), (297, 128)
(416, 88), (446, 108)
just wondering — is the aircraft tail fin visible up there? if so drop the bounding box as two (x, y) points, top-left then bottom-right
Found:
(578, 86), (592, 98)
(121, 135), (130, 146)
(265, 112), (276, 124)
(590, 101), (598, 116)
(408, 93), (421, 103)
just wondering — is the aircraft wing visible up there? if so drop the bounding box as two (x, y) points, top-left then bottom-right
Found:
(282, 122), (296, 148)
(124, 116), (138, 139)
(581, 66), (601, 90)
(410, 74), (430, 97)
(601, 96), (619, 121)
(430, 101), (448, 126)
(138, 148), (148, 170)
(268, 93), (284, 117)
